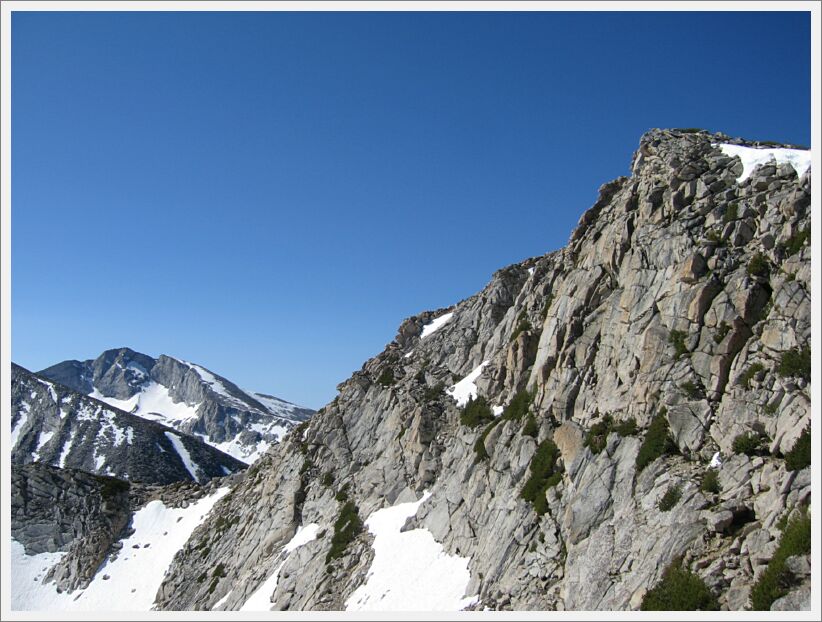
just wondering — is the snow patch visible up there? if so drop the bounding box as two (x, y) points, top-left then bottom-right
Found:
(10, 487), (230, 611)
(421, 312), (454, 339)
(91, 383), (201, 425)
(345, 492), (477, 611)
(447, 361), (489, 407)
(11, 402), (30, 448)
(492, 405), (504, 417)
(164, 432), (202, 482)
(31, 430), (54, 461)
(212, 590), (233, 610)
(240, 523), (320, 611)
(717, 143), (811, 182)
(58, 434), (74, 468)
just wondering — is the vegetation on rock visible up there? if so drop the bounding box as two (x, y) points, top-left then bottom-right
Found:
(641, 562), (718, 611)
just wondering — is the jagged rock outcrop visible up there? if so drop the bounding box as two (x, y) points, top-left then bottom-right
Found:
(11, 364), (247, 484)
(39, 348), (314, 463)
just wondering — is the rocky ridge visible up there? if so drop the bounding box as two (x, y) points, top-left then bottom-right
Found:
(153, 129), (811, 612)
(39, 348), (314, 463)
(12, 129), (812, 612)
(11, 363), (247, 484)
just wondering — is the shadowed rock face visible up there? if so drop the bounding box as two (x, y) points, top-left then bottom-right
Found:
(11, 462), (238, 594)
(38, 348), (314, 464)
(11, 364), (247, 484)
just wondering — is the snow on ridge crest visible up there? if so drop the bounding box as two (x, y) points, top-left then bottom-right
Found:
(421, 312), (455, 339)
(716, 143), (811, 183)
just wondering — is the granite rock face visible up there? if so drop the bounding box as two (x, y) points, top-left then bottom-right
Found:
(16, 130), (812, 612)
(11, 364), (247, 484)
(39, 348), (314, 464)
(152, 129), (811, 612)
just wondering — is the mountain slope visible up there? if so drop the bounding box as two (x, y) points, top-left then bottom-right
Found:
(38, 348), (314, 463)
(11, 364), (247, 485)
(152, 129), (811, 612)
(10, 462), (233, 609)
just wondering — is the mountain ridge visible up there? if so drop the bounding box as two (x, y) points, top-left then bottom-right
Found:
(38, 347), (314, 463)
(11, 129), (812, 612)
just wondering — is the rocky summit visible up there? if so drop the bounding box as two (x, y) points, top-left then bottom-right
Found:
(11, 364), (247, 485)
(10, 129), (812, 612)
(38, 347), (314, 464)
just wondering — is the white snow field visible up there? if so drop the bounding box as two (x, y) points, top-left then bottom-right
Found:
(164, 431), (203, 482)
(238, 523), (320, 611)
(447, 361), (490, 407)
(91, 381), (201, 424)
(717, 143), (811, 182)
(420, 312), (454, 339)
(11, 487), (230, 611)
(345, 492), (478, 612)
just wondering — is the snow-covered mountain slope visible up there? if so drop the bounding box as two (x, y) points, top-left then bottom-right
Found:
(11, 364), (246, 484)
(10, 462), (232, 610)
(38, 348), (314, 464)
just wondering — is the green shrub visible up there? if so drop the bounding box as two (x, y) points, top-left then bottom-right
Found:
(585, 415), (638, 455)
(541, 294), (554, 321)
(700, 469), (721, 494)
(522, 413), (539, 438)
(785, 427), (810, 472)
(520, 439), (563, 515)
(732, 431), (769, 457)
(641, 562), (718, 610)
(502, 390), (532, 421)
(585, 415), (613, 454)
(777, 346), (810, 382)
(680, 380), (702, 400)
(658, 483), (682, 511)
(334, 484), (349, 502)
(669, 330), (689, 359)
(739, 362), (766, 389)
(705, 229), (725, 246)
(780, 226), (810, 257)
(747, 253), (770, 278)
(636, 412), (675, 472)
(377, 367), (395, 387)
(299, 459), (313, 475)
(326, 500), (363, 564)
(321, 471), (335, 487)
(723, 202), (738, 223)
(460, 395), (494, 428)
(510, 311), (533, 342)
(615, 417), (638, 437)
(423, 382), (445, 402)
(713, 321), (731, 344)
(750, 510), (811, 610)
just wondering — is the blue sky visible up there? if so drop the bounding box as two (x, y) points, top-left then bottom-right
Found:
(12, 10), (810, 408)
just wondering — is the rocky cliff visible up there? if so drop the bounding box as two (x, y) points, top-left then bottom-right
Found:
(13, 129), (812, 612)
(11, 364), (247, 484)
(153, 129), (811, 612)
(39, 348), (314, 463)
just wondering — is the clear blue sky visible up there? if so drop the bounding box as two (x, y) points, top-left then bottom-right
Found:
(12, 10), (810, 408)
